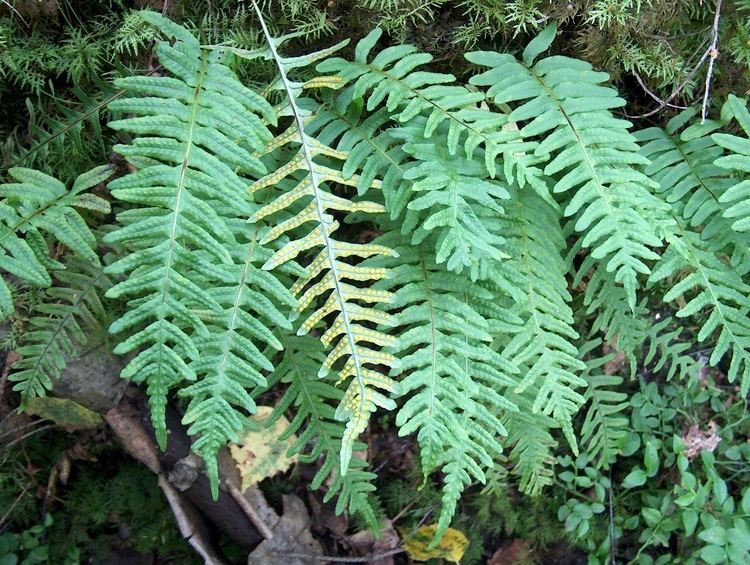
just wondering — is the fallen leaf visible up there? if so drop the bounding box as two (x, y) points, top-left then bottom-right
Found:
(400, 524), (468, 563)
(682, 421), (721, 460)
(229, 406), (298, 491)
(487, 539), (534, 565)
(25, 397), (102, 431)
(247, 494), (323, 565)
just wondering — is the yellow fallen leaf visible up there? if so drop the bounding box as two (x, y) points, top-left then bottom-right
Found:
(400, 524), (469, 563)
(229, 406), (298, 491)
(25, 397), (102, 431)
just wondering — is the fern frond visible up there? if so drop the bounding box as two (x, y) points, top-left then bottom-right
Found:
(249, 6), (399, 474)
(468, 23), (672, 309)
(8, 81), (119, 180)
(179, 223), (297, 498)
(317, 28), (546, 188)
(306, 88), (407, 202)
(103, 12), (276, 448)
(265, 336), (379, 530)
(503, 389), (558, 496)
(369, 230), (518, 539)
(9, 258), (111, 402)
(649, 225), (750, 394)
(578, 340), (628, 469)
(578, 257), (649, 375)
(635, 107), (749, 270)
(580, 257), (697, 380)
(0, 165), (111, 318)
(390, 119), (510, 276)
(642, 317), (697, 380)
(496, 188), (586, 453)
(713, 95), (750, 233)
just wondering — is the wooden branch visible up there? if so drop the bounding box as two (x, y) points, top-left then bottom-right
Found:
(701, 0), (724, 123)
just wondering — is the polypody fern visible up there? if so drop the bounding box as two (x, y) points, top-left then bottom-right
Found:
(2, 9), (749, 544)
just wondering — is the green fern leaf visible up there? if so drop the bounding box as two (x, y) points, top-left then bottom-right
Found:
(264, 336), (379, 531)
(468, 24), (672, 309)
(317, 28), (546, 189)
(713, 95), (750, 233)
(179, 223), (297, 498)
(103, 12), (276, 449)
(0, 165), (111, 318)
(649, 226), (750, 394)
(390, 119), (510, 276)
(369, 231), (518, 540)
(578, 340), (628, 469)
(503, 389), (558, 496)
(9, 258), (112, 402)
(636, 107), (749, 270)
(495, 188), (586, 453)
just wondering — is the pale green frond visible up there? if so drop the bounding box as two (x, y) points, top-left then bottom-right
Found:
(503, 389), (558, 496)
(495, 188), (586, 453)
(180, 224), (297, 498)
(636, 107), (750, 271)
(469, 30), (672, 309)
(250, 8), (399, 476)
(390, 119), (511, 278)
(368, 230), (518, 541)
(103, 16), (276, 449)
(578, 340), (628, 469)
(318, 28), (547, 188)
(713, 95), (750, 234)
(649, 225), (750, 394)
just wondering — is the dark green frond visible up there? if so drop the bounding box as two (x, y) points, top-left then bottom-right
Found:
(9, 258), (111, 403)
(265, 336), (379, 531)
(0, 165), (111, 319)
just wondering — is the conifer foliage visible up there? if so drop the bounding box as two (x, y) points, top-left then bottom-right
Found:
(1, 8), (749, 542)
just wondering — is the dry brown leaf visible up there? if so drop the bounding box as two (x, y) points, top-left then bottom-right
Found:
(682, 421), (721, 460)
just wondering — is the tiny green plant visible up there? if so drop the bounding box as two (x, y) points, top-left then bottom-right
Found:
(1, 6), (749, 548)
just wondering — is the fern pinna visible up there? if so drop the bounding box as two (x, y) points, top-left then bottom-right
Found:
(4, 8), (750, 543)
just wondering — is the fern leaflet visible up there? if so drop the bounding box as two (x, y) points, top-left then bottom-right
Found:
(10, 258), (112, 402)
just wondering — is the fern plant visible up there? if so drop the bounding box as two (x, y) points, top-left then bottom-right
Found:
(2, 9), (749, 550)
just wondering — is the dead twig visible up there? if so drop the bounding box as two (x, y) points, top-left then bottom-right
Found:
(633, 72), (688, 110)
(3, 424), (55, 450)
(701, 0), (724, 123)
(0, 485), (31, 531)
(270, 547), (405, 563)
(158, 475), (227, 565)
(625, 36), (711, 119)
(226, 482), (275, 540)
